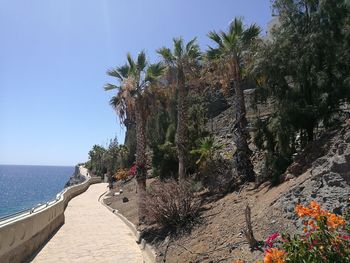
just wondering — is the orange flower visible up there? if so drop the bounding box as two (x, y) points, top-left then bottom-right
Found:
(308, 220), (316, 229)
(233, 260), (245, 263)
(264, 248), (286, 263)
(327, 213), (345, 229)
(295, 201), (345, 230)
(295, 204), (310, 217)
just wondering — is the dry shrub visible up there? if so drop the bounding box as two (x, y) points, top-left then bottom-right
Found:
(114, 169), (129, 181)
(147, 180), (201, 231)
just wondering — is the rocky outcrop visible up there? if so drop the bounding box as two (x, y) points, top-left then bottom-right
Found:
(65, 166), (86, 187)
(276, 121), (350, 227)
(207, 89), (275, 136)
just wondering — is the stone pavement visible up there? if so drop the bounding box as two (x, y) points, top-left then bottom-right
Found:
(31, 183), (143, 263)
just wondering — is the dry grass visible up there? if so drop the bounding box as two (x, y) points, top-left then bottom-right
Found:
(146, 180), (201, 231)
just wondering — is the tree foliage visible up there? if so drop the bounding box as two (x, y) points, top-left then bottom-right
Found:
(254, 0), (350, 183)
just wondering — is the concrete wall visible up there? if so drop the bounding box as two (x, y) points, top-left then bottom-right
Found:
(0, 176), (101, 263)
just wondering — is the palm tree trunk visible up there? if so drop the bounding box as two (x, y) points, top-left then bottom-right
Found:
(176, 66), (188, 182)
(135, 100), (147, 223)
(232, 58), (255, 182)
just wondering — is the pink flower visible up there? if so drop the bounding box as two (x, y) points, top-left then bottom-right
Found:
(265, 233), (280, 248)
(341, 235), (350, 241)
(129, 164), (137, 176)
(309, 239), (318, 250)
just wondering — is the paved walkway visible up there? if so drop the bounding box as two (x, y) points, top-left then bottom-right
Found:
(31, 183), (143, 263)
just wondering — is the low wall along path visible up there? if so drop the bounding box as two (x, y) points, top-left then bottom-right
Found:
(0, 167), (143, 263)
(31, 183), (143, 263)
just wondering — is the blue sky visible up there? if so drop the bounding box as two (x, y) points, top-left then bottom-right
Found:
(0, 0), (272, 166)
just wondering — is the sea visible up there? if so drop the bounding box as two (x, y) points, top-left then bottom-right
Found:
(0, 165), (74, 219)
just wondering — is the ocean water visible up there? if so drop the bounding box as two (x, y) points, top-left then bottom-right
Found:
(0, 165), (74, 218)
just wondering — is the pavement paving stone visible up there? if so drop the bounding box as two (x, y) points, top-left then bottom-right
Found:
(31, 182), (143, 263)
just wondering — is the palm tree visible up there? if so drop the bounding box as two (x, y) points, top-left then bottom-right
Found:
(157, 37), (201, 182)
(104, 51), (164, 223)
(190, 136), (223, 167)
(207, 18), (260, 183)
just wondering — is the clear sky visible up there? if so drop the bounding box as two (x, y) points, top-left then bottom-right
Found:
(0, 0), (272, 166)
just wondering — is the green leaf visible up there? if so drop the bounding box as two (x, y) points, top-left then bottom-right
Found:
(242, 24), (261, 46)
(145, 62), (165, 83)
(207, 31), (222, 46)
(229, 17), (243, 37)
(157, 47), (174, 64)
(126, 52), (136, 72)
(137, 51), (147, 72)
(104, 83), (120, 91)
(173, 37), (184, 58)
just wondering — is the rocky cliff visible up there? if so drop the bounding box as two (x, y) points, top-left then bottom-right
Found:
(65, 166), (86, 187)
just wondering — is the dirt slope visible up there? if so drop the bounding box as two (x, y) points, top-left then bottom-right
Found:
(105, 120), (350, 263)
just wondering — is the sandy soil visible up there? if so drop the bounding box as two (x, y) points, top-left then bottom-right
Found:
(103, 171), (313, 263)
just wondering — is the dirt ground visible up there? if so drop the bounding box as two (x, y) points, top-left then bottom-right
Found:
(103, 179), (139, 225)
(103, 171), (314, 263)
(103, 178), (158, 226)
(155, 172), (313, 263)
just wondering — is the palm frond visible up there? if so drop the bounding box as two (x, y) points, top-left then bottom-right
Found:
(117, 64), (130, 78)
(126, 53), (136, 73)
(185, 37), (197, 52)
(186, 37), (201, 60)
(107, 64), (130, 82)
(109, 94), (127, 121)
(229, 17), (243, 37)
(157, 47), (174, 64)
(107, 69), (123, 80)
(206, 46), (221, 60)
(109, 95), (122, 109)
(242, 24), (261, 46)
(173, 37), (184, 59)
(208, 30), (223, 46)
(137, 51), (147, 72)
(145, 62), (165, 83)
(104, 83), (120, 91)
(221, 31), (235, 51)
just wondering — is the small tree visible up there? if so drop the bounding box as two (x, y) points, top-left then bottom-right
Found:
(206, 18), (261, 183)
(190, 136), (223, 168)
(157, 38), (201, 182)
(105, 51), (164, 223)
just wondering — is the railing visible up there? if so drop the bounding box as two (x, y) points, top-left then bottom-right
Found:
(0, 172), (101, 263)
(0, 190), (65, 227)
(0, 182), (72, 226)
(0, 168), (95, 226)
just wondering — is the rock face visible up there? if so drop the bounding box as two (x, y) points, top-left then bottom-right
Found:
(276, 122), (350, 227)
(65, 166), (86, 187)
(208, 89), (275, 137)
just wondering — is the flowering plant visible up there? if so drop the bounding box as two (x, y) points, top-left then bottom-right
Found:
(265, 232), (281, 248)
(129, 164), (137, 176)
(129, 163), (145, 177)
(114, 169), (129, 181)
(279, 201), (349, 263)
(234, 201), (350, 263)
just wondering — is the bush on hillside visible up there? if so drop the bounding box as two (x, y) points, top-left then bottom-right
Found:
(114, 169), (129, 181)
(146, 180), (201, 231)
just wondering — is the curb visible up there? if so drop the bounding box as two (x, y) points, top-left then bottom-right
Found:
(99, 191), (157, 263)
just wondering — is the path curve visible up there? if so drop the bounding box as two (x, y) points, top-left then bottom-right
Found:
(31, 183), (143, 263)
